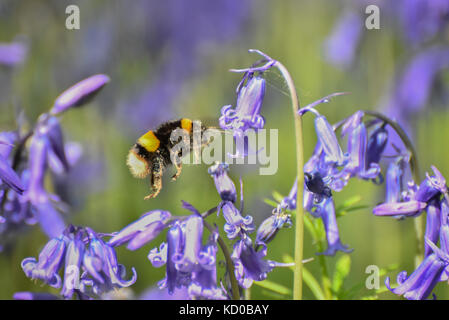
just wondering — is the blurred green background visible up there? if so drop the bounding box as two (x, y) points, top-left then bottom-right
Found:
(0, 0), (448, 299)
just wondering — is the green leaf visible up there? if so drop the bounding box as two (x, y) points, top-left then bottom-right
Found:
(313, 217), (325, 240)
(264, 198), (279, 208)
(304, 213), (318, 240)
(253, 279), (291, 296)
(339, 195), (362, 208)
(343, 264), (398, 299)
(272, 191), (285, 203)
(260, 289), (287, 300)
(332, 254), (351, 296)
(361, 285), (390, 300)
(335, 195), (368, 217)
(282, 254), (325, 300)
(336, 205), (369, 218)
(303, 267), (326, 300)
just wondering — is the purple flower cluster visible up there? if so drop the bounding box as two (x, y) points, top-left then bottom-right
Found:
(110, 207), (227, 300)
(386, 190), (449, 300)
(374, 166), (448, 257)
(21, 225), (136, 299)
(0, 74), (109, 247)
(208, 161), (289, 289)
(278, 97), (389, 255)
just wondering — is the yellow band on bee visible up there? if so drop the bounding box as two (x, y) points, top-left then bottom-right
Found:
(138, 130), (160, 152)
(181, 118), (193, 132)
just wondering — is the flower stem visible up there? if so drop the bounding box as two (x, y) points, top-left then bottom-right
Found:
(317, 239), (332, 299)
(363, 110), (423, 266)
(275, 61), (305, 300)
(203, 220), (240, 300)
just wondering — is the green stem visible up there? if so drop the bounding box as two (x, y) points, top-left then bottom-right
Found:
(275, 61), (305, 300)
(317, 239), (332, 299)
(203, 220), (240, 300)
(244, 288), (251, 300)
(363, 110), (423, 266)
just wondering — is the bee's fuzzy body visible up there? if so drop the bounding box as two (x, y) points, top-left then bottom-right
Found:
(127, 118), (207, 199)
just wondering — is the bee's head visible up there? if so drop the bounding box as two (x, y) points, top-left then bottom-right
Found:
(127, 145), (150, 178)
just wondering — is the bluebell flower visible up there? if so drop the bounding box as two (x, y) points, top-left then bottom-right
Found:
(21, 225), (136, 299)
(219, 75), (266, 133)
(25, 134), (49, 204)
(172, 214), (204, 273)
(24, 133), (66, 238)
(386, 252), (446, 300)
(314, 115), (346, 166)
(0, 131), (18, 159)
(108, 210), (171, 250)
(373, 200), (427, 217)
(0, 131), (24, 195)
(21, 234), (68, 288)
(425, 199), (441, 257)
(384, 157), (407, 204)
(414, 166), (447, 202)
(221, 201), (254, 240)
(188, 231), (227, 300)
(315, 197), (352, 256)
(148, 221), (186, 294)
(0, 153), (24, 195)
(343, 119), (381, 180)
(61, 229), (85, 299)
(231, 235), (276, 289)
(299, 94), (348, 166)
(365, 124), (389, 170)
(208, 162), (237, 203)
(256, 209), (292, 245)
(148, 214), (226, 299)
(50, 74), (110, 115)
(386, 208), (449, 300)
(37, 115), (69, 172)
(80, 229), (137, 297)
(219, 74), (266, 158)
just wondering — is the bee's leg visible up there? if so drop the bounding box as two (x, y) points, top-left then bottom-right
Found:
(171, 155), (183, 181)
(169, 146), (184, 181)
(144, 158), (164, 200)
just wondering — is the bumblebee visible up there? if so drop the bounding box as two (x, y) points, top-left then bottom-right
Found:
(127, 118), (209, 200)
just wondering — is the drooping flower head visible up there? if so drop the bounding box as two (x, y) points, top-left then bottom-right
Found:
(231, 234), (276, 289)
(148, 209), (226, 299)
(208, 162), (237, 203)
(108, 210), (171, 250)
(21, 225), (136, 300)
(219, 49), (275, 158)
